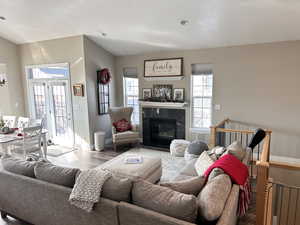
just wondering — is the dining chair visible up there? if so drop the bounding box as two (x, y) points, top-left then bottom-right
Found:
(2, 116), (16, 128)
(29, 118), (43, 126)
(17, 117), (30, 129)
(12, 125), (43, 158)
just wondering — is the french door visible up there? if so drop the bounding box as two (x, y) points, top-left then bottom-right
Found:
(29, 80), (74, 147)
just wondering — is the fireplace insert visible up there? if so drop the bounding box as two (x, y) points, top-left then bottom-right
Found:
(143, 108), (185, 149)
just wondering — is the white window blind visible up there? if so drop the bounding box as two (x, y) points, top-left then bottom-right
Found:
(191, 64), (213, 130)
(123, 67), (139, 124)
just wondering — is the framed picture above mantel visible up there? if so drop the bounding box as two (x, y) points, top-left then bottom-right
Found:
(144, 58), (183, 78)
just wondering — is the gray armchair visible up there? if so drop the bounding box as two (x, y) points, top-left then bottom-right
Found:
(108, 107), (140, 151)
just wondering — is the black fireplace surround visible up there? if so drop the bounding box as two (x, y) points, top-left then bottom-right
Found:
(142, 108), (185, 149)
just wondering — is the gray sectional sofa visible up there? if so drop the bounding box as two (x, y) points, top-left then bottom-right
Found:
(0, 148), (250, 225)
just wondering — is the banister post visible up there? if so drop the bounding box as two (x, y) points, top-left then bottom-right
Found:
(209, 126), (216, 148)
(256, 161), (269, 225)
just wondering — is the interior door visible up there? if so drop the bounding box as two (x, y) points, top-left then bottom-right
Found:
(30, 81), (49, 130)
(48, 81), (73, 147)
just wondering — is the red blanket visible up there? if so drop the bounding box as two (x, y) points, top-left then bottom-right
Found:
(204, 154), (251, 216)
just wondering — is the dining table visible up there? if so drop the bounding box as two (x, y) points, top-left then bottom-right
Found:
(0, 129), (48, 158)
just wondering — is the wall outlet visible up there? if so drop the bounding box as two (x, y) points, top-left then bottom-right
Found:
(214, 104), (221, 111)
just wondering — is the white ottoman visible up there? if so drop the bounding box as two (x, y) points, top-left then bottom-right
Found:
(170, 139), (190, 157)
(101, 155), (162, 183)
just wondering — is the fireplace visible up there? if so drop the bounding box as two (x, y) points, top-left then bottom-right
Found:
(143, 108), (185, 149)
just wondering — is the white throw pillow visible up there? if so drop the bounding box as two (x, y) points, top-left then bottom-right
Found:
(194, 151), (215, 176)
(170, 139), (190, 157)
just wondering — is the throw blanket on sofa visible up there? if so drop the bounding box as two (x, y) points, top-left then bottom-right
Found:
(69, 168), (112, 212)
(204, 154), (251, 216)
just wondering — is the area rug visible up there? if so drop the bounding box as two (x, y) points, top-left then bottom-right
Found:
(104, 148), (187, 182)
(47, 145), (77, 157)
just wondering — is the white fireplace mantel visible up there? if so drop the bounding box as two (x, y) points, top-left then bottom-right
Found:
(139, 101), (188, 108)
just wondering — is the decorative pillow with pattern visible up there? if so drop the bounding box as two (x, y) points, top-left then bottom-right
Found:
(113, 119), (132, 132)
(194, 151), (215, 177)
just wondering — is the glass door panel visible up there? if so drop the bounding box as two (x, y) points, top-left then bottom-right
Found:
(49, 81), (73, 146)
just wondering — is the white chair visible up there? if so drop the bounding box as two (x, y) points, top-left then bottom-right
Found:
(12, 125), (43, 158)
(17, 117), (30, 129)
(2, 116), (16, 128)
(29, 118), (43, 126)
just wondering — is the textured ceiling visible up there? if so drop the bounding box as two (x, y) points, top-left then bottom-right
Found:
(1, 0), (300, 55)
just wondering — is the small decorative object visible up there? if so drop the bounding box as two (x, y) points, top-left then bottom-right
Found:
(142, 88), (152, 100)
(97, 69), (110, 115)
(0, 64), (7, 87)
(173, 88), (185, 102)
(0, 119), (4, 128)
(73, 84), (84, 97)
(152, 84), (172, 101)
(144, 58), (183, 78)
(98, 68), (111, 85)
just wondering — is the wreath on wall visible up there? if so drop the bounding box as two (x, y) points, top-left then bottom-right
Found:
(98, 68), (111, 85)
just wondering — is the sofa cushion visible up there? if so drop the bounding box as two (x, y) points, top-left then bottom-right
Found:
(113, 131), (139, 141)
(132, 180), (198, 223)
(226, 141), (246, 161)
(173, 174), (195, 182)
(197, 174), (232, 221)
(160, 176), (205, 196)
(1, 156), (37, 178)
(34, 162), (80, 188)
(194, 151), (215, 176)
(102, 175), (132, 202)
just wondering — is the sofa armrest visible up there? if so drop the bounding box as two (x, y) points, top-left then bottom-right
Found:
(216, 184), (239, 225)
(119, 202), (196, 225)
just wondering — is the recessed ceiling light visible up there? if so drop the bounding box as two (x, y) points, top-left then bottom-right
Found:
(180, 20), (189, 26)
(0, 16), (6, 21)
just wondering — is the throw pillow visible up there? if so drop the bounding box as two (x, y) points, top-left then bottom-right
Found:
(102, 175), (132, 202)
(226, 141), (246, 161)
(187, 141), (208, 155)
(208, 146), (226, 160)
(113, 119), (132, 132)
(132, 180), (198, 223)
(34, 162), (80, 188)
(1, 156), (37, 178)
(194, 151), (215, 176)
(170, 139), (190, 157)
(197, 174), (232, 221)
(160, 176), (206, 196)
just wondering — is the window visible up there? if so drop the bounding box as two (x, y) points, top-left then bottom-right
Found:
(124, 77), (139, 124)
(191, 65), (213, 130)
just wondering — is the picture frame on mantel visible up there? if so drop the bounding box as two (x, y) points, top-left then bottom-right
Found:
(144, 58), (183, 78)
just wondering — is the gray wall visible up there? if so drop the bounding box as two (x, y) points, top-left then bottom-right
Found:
(0, 37), (25, 116)
(18, 35), (116, 150)
(19, 36), (91, 149)
(83, 36), (116, 147)
(115, 40), (300, 160)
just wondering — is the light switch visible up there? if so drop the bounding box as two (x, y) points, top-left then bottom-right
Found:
(214, 104), (221, 111)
